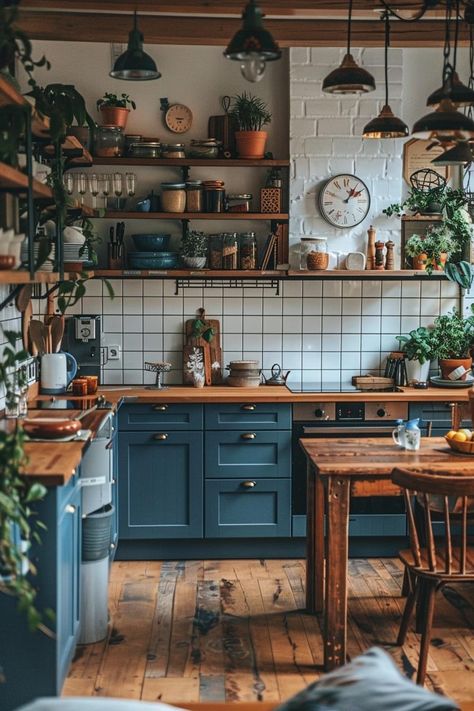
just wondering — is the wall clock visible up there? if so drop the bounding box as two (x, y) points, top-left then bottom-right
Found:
(319, 174), (371, 228)
(161, 100), (193, 134)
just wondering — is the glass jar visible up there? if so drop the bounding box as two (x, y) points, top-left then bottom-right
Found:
(161, 182), (186, 213)
(185, 180), (203, 212)
(209, 234), (223, 269)
(188, 139), (221, 158)
(161, 143), (185, 158)
(300, 237), (328, 270)
(222, 232), (238, 270)
(94, 125), (124, 157)
(227, 194), (252, 213)
(239, 232), (257, 270)
(204, 187), (225, 213)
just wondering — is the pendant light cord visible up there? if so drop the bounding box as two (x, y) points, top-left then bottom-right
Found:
(384, 11), (390, 107)
(347, 0), (353, 56)
(442, 0), (454, 86)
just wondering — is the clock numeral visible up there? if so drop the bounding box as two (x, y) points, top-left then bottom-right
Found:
(333, 180), (341, 190)
(343, 177), (350, 187)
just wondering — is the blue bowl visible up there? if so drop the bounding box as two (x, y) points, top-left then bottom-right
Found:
(135, 199), (151, 212)
(128, 252), (178, 269)
(132, 234), (171, 251)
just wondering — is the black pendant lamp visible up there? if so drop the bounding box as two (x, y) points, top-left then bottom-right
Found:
(363, 13), (408, 138)
(427, 71), (474, 108)
(431, 141), (474, 165)
(412, 94), (474, 140)
(224, 0), (281, 83)
(110, 12), (161, 81)
(322, 0), (375, 94)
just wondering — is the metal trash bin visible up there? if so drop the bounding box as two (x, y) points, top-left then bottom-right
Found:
(79, 504), (114, 644)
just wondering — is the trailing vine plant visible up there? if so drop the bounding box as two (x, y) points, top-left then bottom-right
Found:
(0, 331), (52, 634)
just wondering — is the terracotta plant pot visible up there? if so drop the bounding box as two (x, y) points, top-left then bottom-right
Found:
(235, 130), (268, 159)
(412, 252), (428, 270)
(99, 106), (130, 130)
(439, 357), (473, 380)
(432, 252), (448, 271)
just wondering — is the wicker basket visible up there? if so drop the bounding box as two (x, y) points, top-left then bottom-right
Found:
(307, 251), (329, 270)
(445, 436), (474, 454)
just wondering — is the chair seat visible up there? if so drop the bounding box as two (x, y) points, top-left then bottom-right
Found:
(400, 547), (474, 580)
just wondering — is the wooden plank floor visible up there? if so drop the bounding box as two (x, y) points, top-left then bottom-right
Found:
(64, 558), (474, 704)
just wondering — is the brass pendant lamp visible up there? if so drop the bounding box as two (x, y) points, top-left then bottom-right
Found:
(363, 12), (408, 138)
(431, 141), (474, 165)
(322, 0), (375, 94)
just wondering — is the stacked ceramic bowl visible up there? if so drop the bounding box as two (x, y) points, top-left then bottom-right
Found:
(63, 226), (93, 270)
(226, 360), (262, 387)
(128, 234), (178, 270)
(21, 240), (55, 271)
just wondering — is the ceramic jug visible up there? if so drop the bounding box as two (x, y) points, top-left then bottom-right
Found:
(40, 352), (78, 394)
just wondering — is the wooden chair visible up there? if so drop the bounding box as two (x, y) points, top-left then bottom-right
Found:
(391, 467), (474, 686)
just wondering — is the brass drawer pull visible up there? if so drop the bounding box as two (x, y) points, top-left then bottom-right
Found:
(65, 504), (76, 514)
(241, 432), (256, 440)
(153, 405), (168, 411)
(153, 433), (168, 441)
(241, 480), (256, 489)
(241, 404), (256, 411)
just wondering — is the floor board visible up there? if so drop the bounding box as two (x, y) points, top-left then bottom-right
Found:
(64, 558), (474, 704)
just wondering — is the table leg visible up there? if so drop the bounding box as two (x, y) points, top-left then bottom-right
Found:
(314, 471), (325, 613)
(324, 476), (350, 671)
(305, 461), (315, 612)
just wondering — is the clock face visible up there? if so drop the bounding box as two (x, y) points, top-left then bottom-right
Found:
(165, 104), (193, 133)
(319, 174), (371, 228)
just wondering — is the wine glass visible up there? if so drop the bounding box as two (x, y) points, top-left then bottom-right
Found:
(88, 173), (100, 209)
(100, 173), (111, 210)
(63, 173), (75, 197)
(112, 172), (123, 210)
(125, 172), (136, 198)
(77, 172), (87, 206)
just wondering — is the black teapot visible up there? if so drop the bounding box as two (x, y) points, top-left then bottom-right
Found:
(262, 363), (291, 386)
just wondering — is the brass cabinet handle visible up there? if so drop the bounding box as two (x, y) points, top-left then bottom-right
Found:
(65, 504), (76, 514)
(153, 433), (168, 441)
(153, 405), (168, 411)
(241, 480), (256, 489)
(241, 404), (256, 411)
(241, 432), (256, 440)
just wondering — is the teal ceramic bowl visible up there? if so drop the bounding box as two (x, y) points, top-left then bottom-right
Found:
(132, 234), (171, 251)
(128, 252), (177, 269)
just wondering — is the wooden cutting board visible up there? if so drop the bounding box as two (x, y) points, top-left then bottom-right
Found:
(184, 310), (222, 386)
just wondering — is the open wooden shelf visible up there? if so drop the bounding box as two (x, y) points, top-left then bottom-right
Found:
(99, 211), (288, 221)
(286, 269), (448, 279)
(0, 271), (63, 284)
(93, 269), (281, 279)
(92, 157), (290, 168)
(0, 75), (49, 138)
(0, 162), (53, 199)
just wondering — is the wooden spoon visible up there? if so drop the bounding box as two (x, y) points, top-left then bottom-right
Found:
(16, 284), (32, 313)
(29, 320), (46, 356)
(22, 300), (33, 354)
(50, 315), (65, 353)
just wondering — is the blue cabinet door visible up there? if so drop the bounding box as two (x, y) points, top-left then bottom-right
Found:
(205, 430), (291, 479)
(119, 431), (203, 539)
(205, 479), (291, 538)
(118, 403), (203, 431)
(206, 403), (291, 430)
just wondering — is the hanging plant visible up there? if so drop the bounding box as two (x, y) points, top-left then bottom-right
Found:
(0, 4), (50, 84)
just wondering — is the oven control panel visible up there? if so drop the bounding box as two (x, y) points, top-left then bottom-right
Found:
(336, 403), (364, 421)
(293, 401), (408, 422)
(365, 402), (408, 420)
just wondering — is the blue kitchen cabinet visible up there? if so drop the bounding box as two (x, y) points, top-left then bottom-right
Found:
(206, 402), (291, 430)
(0, 475), (81, 710)
(205, 478), (291, 538)
(118, 430), (203, 539)
(118, 402), (203, 431)
(409, 402), (470, 435)
(205, 430), (291, 479)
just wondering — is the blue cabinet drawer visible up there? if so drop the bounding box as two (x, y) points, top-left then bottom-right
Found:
(119, 431), (203, 539)
(205, 479), (291, 538)
(205, 403), (291, 430)
(205, 430), (291, 479)
(118, 403), (203, 431)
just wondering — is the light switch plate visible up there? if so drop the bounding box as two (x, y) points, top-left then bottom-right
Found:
(108, 345), (120, 360)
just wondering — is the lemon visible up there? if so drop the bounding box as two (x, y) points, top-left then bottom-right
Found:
(458, 428), (472, 440)
(446, 430), (457, 440)
(453, 432), (468, 442)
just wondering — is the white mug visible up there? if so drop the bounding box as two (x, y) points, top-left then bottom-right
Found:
(392, 426), (406, 448)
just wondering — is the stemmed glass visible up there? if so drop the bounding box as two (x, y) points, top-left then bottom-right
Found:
(77, 172), (87, 206)
(88, 173), (100, 209)
(112, 172), (123, 210)
(100, 173), (111, 210)
(63, 173), (75, 197)
(125, 172), (136, 199)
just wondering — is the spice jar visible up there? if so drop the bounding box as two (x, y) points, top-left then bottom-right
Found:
(239, 232), (257, 270)
(185, 180), (203, 212)
(222, 232), (238, 269)
(94, 126), (125, 157)
(161, 182), (186, 213)
(209, 234), (223, 269)
(203, 180), (225, 213)
(161, 143), (185, 158)
(227, 194), (252, 213)
(300, 237), (328, 270)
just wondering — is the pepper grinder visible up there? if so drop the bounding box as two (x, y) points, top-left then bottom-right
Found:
(375, 240), (385, 270)
(366, 225), (376, 270)
(385, 240), (395, 270)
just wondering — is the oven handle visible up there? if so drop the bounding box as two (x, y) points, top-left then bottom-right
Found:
(302, 425), (395, 435)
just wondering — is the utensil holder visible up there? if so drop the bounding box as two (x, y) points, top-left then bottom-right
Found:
(108, 244), (124, 270)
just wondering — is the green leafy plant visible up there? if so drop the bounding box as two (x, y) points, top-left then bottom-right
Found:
(27, 83), (95, 143)
(383, 186), (444, 217)
(404, 224), (457, 274)
(444, 261), (474, 290)
(57, 275), (114, 315)
(96, 92), (136, 111)
(230, 92), (272, 132)
(396, 326), (434, 364)
(0, 331), (51, 634)
(0, 5), (50, 86)
(430, 309), (474, 360)
(180, 230), (207, 258)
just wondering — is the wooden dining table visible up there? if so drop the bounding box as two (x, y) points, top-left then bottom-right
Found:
(300, 436), (474, 672)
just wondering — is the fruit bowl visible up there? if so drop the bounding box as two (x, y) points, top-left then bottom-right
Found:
(445, 435), (474, 454)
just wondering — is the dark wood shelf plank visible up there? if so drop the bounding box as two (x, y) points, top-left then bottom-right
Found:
(0, 162), (53, 199)
(98, 211), (288, 220)
(91, 157), (290, 167)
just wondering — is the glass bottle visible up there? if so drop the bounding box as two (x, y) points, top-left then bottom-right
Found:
(222, 232), (238, 270)
(239, 232), (257, 270)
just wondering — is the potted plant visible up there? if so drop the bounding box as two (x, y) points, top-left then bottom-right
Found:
(27, 82), (95, 145)
(0, 4), (50, 83)
(384, 185), (444, 217)
(404, 224), (456, 272)
(96, 92), (136, 130)
(229, 91), (271, 159)
(180, 230), (207, 269)
(396, 326), (433, 384)
(430, 309), (474, 380)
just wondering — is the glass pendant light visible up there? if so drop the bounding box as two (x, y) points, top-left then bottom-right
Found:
(322, 0), (375, 94)
(224, 0), (281, 83)
(363, 13), (408, 138)
(110, 12), (161, 81)
(431, 141), (474, 165)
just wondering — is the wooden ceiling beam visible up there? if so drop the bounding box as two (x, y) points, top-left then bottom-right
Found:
(16, 11), (470, 47)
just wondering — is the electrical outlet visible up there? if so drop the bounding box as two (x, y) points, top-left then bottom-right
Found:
(108, 345), (121, 360)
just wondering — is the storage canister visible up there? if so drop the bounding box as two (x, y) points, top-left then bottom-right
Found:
(226, 359), (261, 387)
(227, 193), (252, 213)
(188, 139), (221, 158)
(239, 232), (257, 270)
(161, 182), (186, 213)
(185, 180), (203, 212)
(161, 143), (185, 158)
(209, 234), (223, 269)
(222, 232), (238, 269)
(300, 237), (328, 271)
(203, 180), (225, 213)
(94, 126), (124, 157)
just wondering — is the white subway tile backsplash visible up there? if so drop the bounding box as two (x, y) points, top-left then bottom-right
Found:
(302, 351), (321, 369)
(302, 334), (322, 351)
(244, 315), (263, 333)
(283, 298), (302, 315)
(362, 315), (382, 333)
(342, 315), (362, 334)
(263, 333), (283, 351)
(144, 333), (163, 351)
(123, 315), (143, 332)
(322, 298), (342, 315)
(283, 315), (303, 333)
(123, 281), (143, 297)
(322, 333), (341, 351)
(244, 333), (262, 351)
(322, 315), (341, 333)
(123, 297), (143, 315)
(144, 281), (163, 297)
(123, 332), (143, 350)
